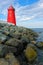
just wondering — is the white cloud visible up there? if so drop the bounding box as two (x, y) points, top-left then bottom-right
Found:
(39, 3), (43, 7)
(18, 15), (36, 21)
(0, 0), (17, 21)
(16, 0), (43, 23)
(0, 0), (43, 28)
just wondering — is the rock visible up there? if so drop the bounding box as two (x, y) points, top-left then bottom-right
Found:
(31, 41), (36, 44)
(7, 46), (17, 53)
(36, 42), (43, 49)
(10, 33), (22, 39)
(0, 58), (9, 65)
(5, 38), (26, 55)
(17, 53), (28, 65)
(39, 62), (43, 65)
(5, 53), (20, 65)
(21, 35), (29, 43)
(5, 38), (21, 46)
(3, 31), (9, 36)
(0, 33), (7, 43)
(0, 40), (2, 44)
(21, 35), (29, 48)
(0, 44), (8, 57)
(0, 23), (39, 65)
(24, 44), (37, 62)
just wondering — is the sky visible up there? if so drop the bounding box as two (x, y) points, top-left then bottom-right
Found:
(0, 0), (43, 28)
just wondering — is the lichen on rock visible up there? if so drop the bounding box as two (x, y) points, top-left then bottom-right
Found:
(24, 44), (37, 62)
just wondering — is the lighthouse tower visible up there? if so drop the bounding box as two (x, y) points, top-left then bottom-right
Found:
(7, 6), (16, 25)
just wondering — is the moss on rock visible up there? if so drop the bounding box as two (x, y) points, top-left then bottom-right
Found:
(24, 44), (37, 62)
(0, 23), (40, 65)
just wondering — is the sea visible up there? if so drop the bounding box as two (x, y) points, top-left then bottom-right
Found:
(32, 28), (43, 42)
(32, 28), (43, 63)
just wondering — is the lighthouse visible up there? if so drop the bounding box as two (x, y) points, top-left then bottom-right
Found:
(7, 6), (16, 25)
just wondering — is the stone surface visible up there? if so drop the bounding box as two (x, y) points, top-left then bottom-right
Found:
(36, 42), (43, 49)
(24, 44), (37, 62)
(0, 23), (43, 65)
(0, 58), (9, 65)
(5, 53), (20, 65)
(0, 44), (8, 57)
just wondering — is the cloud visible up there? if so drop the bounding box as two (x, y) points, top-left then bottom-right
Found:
(39, 3), (43, 7)
(0, 0), (43, 28)
(16, 1), (43, 20)
(0, 0), (17, 21)
(18, 15), (36, 21)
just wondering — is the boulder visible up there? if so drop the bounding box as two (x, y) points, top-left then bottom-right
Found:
(0, 44), (8, 57)
(24, 44), (37, 62)
(0, 58), (9, 65)
(5, 53), (20, 65)
(0, 33), (7, 43)
(36, 42), (43, 49)
(5, 38), (21, 47)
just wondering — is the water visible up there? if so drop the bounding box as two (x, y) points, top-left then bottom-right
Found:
(31, 28), (43, 33)
(32, 28), (43, 63)
(32, 28), (43, 42)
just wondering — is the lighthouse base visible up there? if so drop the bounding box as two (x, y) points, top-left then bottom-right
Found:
(7, 22), (16, 26)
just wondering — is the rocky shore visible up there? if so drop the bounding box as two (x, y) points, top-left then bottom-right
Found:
(0, 23), (43, 65)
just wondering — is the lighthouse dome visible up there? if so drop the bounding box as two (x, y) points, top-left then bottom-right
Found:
(8, 5), (15, 10)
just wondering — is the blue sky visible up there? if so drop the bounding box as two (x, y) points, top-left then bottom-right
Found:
(18, 0), (39, 5)
(0, 0), (43, 28)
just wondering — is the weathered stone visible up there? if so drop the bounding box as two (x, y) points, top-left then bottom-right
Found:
(0, 44), (8, 57)
(10, 33), (22, 39)
(0, 23), (40, 65)
(0, 58), (9, 65)
(5, 53), (20, 65)
(0, 33), (7, 42)
(36, 42), (43, 49)
(21, 35), (29, 48)
(7, 45), (17, 53)
(31, 41), (36, 44)
(5, 38), (21, 47)
(24, 44), (37, 62)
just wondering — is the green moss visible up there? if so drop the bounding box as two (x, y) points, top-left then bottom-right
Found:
(25, 44), (37, 62)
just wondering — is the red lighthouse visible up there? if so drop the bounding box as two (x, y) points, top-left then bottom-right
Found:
(7, 6), (16, 25)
